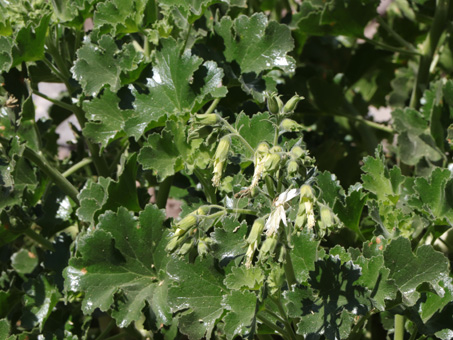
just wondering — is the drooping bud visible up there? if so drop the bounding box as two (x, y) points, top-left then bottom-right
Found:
(178, 240), (194, 255)
(290, 146), (304, 159)
(246, 218), (265, 244)
(270, 145), (283, 153)
(250, 143), (270, 189)
(282, 94), (304, 114)
(318, 204), (337, 230)
(197, 237), (212, 257)
(193, 113), (220, 126)
(212, 136), (231, 186)
(267, 93), (283, 115)
(176, 214), (197, 232)
(281, 118), (305, 132)
(165, 235), (180, 252)
(287, 160), (299, 175)
(264, 153), (281, 173)
(257, 235), (278, 262)
(295, 185), (316, 229)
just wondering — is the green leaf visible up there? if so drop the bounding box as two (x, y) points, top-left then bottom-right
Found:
(10, 248), (38, 275)
(0, 36), (12, 72)
(335, 188), (367, 235)
(210, 217), (248, 264)
(413, 168), (453, 224)
(64, 205), (169, 328)
(291, 232), (320, 284)
(317, 171), (343, 207)
(159, 0), (220, 24)
(83, 89), (137, 148)
(293, 0), (378, 37)
(11, 14), (50, 67)
(222, 290), (257, 340)
(383, 237), (449, 306)
(130, 38), (226, 138)
(419, 278), (453, 323)
(234, 112), (275, 158)
(72, 35), (142, 96)
(21, 276), (60, 331)
(94, 0), (147, 35)
(224, 266), (264, 290)
(167, 256), (225, 339)
(215, 13), (295, 74)
(77, 153), (140, 224)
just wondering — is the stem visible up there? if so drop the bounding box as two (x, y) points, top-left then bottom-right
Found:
(62, 158), (92, 177)
(270, 296), (298, 340)
(33, 90), (79, 113)
(264, 175), (275, 198)
(193, 168), (217, 204)
(283, 246), (297, 287)
(409, 0), (450, 109)
(218, 116), (255, 155)
(257, 314), (290, 339)
(205, 98), (221, 115)
(41, 58), (69, 85)
(376, 17), (418, 52)
(24, 228), (55, 251)
(394, 314), (405, 340)
(225, 208), (257, 215)
(349, 309), (375, 340)
(362, 37), (422, 56)
(257, 335), (275, 340)
(20, 146), (79, 204)
(95, 319), (116, 340)
(156, 176), (173, 209)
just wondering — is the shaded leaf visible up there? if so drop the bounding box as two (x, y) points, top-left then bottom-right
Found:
(291, 232), (320, 284)
(222, 290), (257, 340)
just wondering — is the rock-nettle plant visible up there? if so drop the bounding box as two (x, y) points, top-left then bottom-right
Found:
(2, 0), (453, 339)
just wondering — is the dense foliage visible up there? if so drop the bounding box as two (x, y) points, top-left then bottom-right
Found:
(1, 0), (453, 339)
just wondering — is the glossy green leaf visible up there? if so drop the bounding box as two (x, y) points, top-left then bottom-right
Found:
(383, 237), (449, 306)
(291, 232), (320, 284)
(222, 290), (257, 340)
(64, 205), (169, 328)
(21, 276), (60, 331)
(317, 171), (343, 207)
(419, 278), (453, 323)
(11, 248), (38, 275)
(215, 13), (295, 74)
(94, 0), (147, 35)
(72, 35), (142, 96)
(167, 256), (225, 339)
(334, 189), (367, 235)
(210, 217), (247, 264)
(224, 266), (264, 290)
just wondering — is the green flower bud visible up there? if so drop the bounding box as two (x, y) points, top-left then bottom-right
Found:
(193, 113), (220, 126)
(290, 146), (304, 159)
(287, 160), (299, 174)
(319, 204), (334, 229)
(270, 145), (283, 153)
(197, 237), (211, 257)
(176, 214), (197, 231)
(267, 93), (283, 115)
(264, 153), (281, 173)
(178, 240), (193, 255)
(166, 235), (180, 252)
(214, 136), (231, 162)
(246, 218), (265, 244)
(255, 142), (270, 159)
(281, 118), (304, 132)
(300, 184), (315, 199)
(258, 236), (278, 261)
(197, 206), (210, 216)
(283, 94), (304, 114)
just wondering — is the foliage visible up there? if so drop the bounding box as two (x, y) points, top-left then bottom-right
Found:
(1, 0), (453, 339)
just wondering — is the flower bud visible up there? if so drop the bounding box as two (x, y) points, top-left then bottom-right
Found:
(258, 236), (278, 261)
(178, 240), (194, 255)
(270, 145), (283, 153)
(267, 93), (283, 115)
(197, 206), (210, 216)
(283, 94), (304, 114)
(246, 218), (265, 244)
(193, 113), (220, 125)
(281, 118), (304, 132)
(319, 204), (334, 229)
(176, 214), (197, 232)
(264, 153), (281, 173)
(212, 136), (231, 186)
(300, 184), (315, 199)
(290, 146), (304, 159)
(166, 235), (180, 252)
(197, 237), (212, 257)
(287, 160), (299, 175)
(245, 241), (257, 268)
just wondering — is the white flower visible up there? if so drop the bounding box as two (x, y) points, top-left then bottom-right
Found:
(265, 188), (299, 236)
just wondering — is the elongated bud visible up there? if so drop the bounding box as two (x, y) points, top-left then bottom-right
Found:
(197, 206), (210, 216)
(166, 235), (180, 252)
(290, 146), (304, 159)
(193, 113), (220, 126)
(270, 145), (283, 153)
(245, 241), (257, 268)
(264, 153), (281, 173)
(295, 185), (316, 229)
(212, 136), (231, 186)
(287, 160), (299, 175)
(197, 237), (212, 257)
(319, 204), (334, 229)
(176, 214), (197, 232)
(188, 126), (211, 140)
(300, 184), (315, 199)
(251, 143), (270, 189)
(283, 94), (304, 114)
(258, 236), (278, 261)
(255, 142), (269, 160)
(267, 93), (283, 115)
(246, 218), (265, 244)
(281, 118), (304, 132)
(178, 240), (193, 255)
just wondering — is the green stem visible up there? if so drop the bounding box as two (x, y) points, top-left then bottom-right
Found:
(349, 309), (375, 340)
(193, 168), (217, 204)
(33, 90), (79, 113)
(376, 16), (418, 52)
(362, 37), (422, 56)
(409, 0), (450, 109)
(218, 116), (255, 155)
(95, 319), (116, 340)
(62, 158), (92, 177)
(257, 335), (275, 340)
(156, 176), (173, 209)
(270, 296), (298, 340)
(283, 245), (297, 287)
(225, 208), (257, 215)
(264, 175), (275, 198)
(24, 228), (55, 251)
(41, 58), (69, 86)
(394, 314), (405, 340)
(102, 334), (131, 340)
(205, 98), (221, 115)
(257, 314), (290, 339)
(20, 146), (79, 204)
